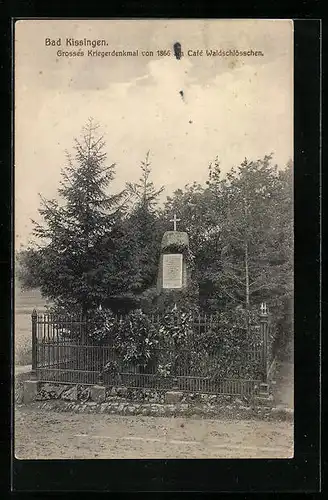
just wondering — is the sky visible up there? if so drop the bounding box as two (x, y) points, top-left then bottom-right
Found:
(15, 19), (293, 248)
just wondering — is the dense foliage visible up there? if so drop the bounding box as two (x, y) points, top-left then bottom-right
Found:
(16, 120), (293, 358)
(17, 120), (141, 314)
(65, 306), (265, 380)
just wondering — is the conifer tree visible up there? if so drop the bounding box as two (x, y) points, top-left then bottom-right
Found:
(19, 119), (137, 314)
(126, 151), (164, 293)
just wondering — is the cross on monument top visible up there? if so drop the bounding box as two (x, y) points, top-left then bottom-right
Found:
(170, 213), (181, 231)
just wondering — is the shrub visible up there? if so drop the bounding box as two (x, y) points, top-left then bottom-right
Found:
(156, 305), (263, 379)
(114, 309), (160, 366)
(41, 303), (271, 381)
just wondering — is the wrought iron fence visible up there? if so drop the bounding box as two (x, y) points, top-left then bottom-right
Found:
(31, 309), (269, 395)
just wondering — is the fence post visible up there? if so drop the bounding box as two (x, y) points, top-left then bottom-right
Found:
(260, 302), (269, 383)
(98, 371), (104, 386)
(31, 309), (37, 377)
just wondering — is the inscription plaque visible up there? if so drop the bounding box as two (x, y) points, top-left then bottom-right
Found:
(162, 254), (183, 289)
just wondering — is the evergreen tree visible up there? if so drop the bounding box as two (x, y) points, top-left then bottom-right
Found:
(19, 119), (138, 314)
(126, 152), (164, 293)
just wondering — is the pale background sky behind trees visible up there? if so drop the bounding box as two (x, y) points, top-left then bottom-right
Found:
(15, 19), (293, 248)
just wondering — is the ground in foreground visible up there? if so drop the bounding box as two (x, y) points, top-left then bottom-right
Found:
(15, 406), (293, 459)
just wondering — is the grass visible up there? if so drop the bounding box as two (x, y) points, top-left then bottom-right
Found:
(14, 285), (49, 366)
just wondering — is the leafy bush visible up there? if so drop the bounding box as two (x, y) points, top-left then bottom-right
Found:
(41, 303), (270, 381)
(86, 308), (160, 367)
(86, 308), (118, 344)
(206, 307), (263, 379)
(115, 309), (160, 365)
(158, 307), (194, 346)
(156, 305), (263, 379)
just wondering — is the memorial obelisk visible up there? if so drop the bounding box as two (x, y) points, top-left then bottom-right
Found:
(156, 214), (197, 311)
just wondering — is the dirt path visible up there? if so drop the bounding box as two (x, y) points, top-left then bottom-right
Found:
(273, 361), (294, 408)
(15, 406), (293, 459)
(273, 338), (294, 409)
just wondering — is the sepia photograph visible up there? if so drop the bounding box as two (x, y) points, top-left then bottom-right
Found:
(14, 19), (294, 460)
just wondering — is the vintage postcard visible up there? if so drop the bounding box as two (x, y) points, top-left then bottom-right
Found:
(14, 19), (294, 460)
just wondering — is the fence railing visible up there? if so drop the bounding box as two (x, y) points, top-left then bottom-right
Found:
(31, 308), (270, 395)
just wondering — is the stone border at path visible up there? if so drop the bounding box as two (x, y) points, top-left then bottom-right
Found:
(16, 379), (293, 422)
(16, 399), (293, 421)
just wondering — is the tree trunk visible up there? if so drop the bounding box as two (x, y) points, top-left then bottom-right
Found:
(243, 194), (250, 313)
(245, 240), (250, 333)
(245, 240), (250, 309)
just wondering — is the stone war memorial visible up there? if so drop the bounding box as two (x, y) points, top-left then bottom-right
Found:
(156, 214), (198, 312)
(15, 20), (294, 466)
